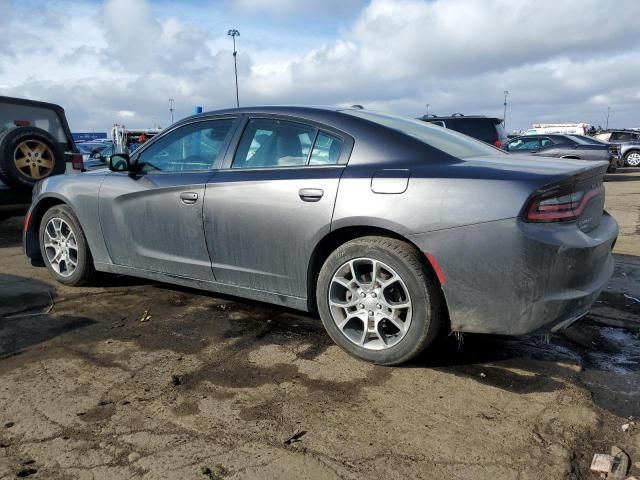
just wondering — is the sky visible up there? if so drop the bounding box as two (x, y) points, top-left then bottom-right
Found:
(0, 0), (639, 133)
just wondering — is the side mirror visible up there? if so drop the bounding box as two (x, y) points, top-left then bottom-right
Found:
(108, 153), (131, 172)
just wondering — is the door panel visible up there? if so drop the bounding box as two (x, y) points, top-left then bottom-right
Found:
(99, 117), (237, 280)
(100, 172), (215, 280)
(203, 167), (342, 297)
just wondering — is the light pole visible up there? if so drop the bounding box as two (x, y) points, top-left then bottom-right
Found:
(228, 28), (240, 108)
(606, 106), (611, 130)
(168, 98), (174, 124)
(503, 90), (509, 129)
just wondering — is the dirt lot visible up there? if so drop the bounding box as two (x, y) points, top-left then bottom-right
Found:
(1, 169), (639, 480)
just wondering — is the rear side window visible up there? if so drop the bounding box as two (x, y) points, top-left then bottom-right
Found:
(610, 132), (633, 141)
(309, 133), (342, 165)
(452, 119), (496, 142)
(233, 119), (317, 168)
(232, 119), (345, 168)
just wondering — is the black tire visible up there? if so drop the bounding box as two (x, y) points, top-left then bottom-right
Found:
(0, 127), (65, 190)
(39, 205), (95, 286)
(607, 161), (617, 174)
(316, 236), (443, 365)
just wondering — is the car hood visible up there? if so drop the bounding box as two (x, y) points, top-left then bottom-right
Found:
(81, 167), (110, 176)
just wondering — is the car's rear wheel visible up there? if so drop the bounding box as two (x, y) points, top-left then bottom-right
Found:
(39, 205), (95, 286)
(316, 236), (442, 365)
(624, 150), (640, 167)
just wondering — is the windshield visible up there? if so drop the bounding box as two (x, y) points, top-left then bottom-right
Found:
(343, 110), (503, 158)
(77, 143), (106, 154)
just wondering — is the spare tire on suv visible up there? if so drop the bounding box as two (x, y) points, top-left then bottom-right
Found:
(0, 126), (65, 190)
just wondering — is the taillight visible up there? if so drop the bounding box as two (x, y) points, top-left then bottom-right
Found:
(524, 183), (603, 222)
(70, 153), (84, 171)
(493, 139), (502, 148)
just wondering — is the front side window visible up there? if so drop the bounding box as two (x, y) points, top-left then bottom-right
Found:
(232, 119), (318, 168)
(507, 138), (540, 151)
(136, 119), (234, 173)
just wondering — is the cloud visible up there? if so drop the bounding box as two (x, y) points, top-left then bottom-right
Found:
(228, 0), (367, 18)
(0, 0), (638, 132)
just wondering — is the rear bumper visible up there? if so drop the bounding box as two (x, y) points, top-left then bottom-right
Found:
(409, 213), (618, 335)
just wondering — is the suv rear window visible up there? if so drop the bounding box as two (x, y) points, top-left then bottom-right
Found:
(452, 119), (496, 142)
(0, 104), (67, 143)
(345, 110), (503, 158)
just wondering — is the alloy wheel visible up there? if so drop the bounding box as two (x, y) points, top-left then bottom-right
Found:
(43, 217), (78, 277)
(626, 152), (640, 167)
(328, 258), (412, 350)
(13, 140), (55, 179)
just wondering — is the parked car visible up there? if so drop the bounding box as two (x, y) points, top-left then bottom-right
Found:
(0, 96), (81, 220)
(567, 135), (627, 170)
(77, 141), (115, 170)
(418, 114), (507, 148)
(504, 134), (621, 172)
(525, 123), (591, 136)
(24, 107), (617, 365)
(594, 130), (640, 167)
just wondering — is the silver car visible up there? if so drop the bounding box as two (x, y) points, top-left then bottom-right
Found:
(595, 130), (640, 167)
(23, 107), (618, 364)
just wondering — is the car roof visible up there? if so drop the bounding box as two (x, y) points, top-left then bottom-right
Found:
(511, 134), (573, 140)
(173, 106), (382, 135)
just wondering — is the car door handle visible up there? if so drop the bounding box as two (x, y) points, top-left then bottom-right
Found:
(180, 192), (198, 204)
(298, 188), (324, 202)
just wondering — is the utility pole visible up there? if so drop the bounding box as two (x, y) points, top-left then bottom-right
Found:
(168, 98), (174, 124)
(503, 90), (509, 130)
(606, 106), (611, 130)
(228, 28), (240, 108)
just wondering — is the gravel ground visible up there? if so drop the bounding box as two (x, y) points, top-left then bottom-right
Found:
(0, 168), (639, 480)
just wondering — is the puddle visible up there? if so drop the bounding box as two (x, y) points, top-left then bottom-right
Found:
(583, 327), (640, 374)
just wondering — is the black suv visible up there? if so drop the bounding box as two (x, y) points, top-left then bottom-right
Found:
(419, 114), (508, 148)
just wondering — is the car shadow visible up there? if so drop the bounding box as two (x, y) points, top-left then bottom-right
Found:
(0, 274), (96, 358)
(2, 269), (637, 417)
(0, 216), (24, 249)
(606, 167), (640, 181)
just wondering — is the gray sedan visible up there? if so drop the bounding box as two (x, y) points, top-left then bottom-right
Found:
(505, 134), (620, 172)
(23, 107), (618, 364)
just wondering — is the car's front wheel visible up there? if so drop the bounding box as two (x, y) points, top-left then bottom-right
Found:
(316, 236), (443, 365)
(39, 205), (95, 286)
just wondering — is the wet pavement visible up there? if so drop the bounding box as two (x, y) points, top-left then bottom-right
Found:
(0, 168), (639, 479)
